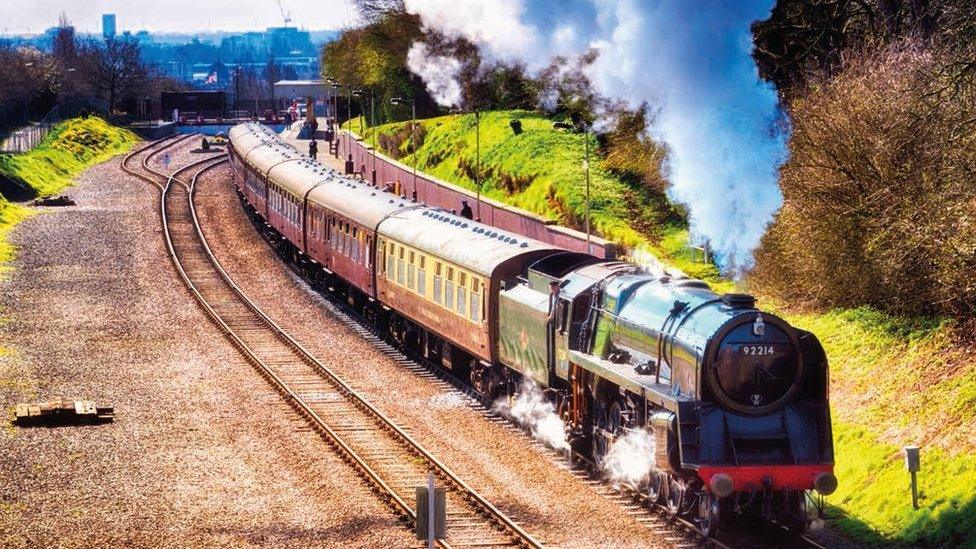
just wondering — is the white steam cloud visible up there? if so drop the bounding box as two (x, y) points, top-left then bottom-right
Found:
(407, 42), (464, 107)
(602, 428), (655, 487)
(493, 379), (569, 451)
(403, 0), (786, 272)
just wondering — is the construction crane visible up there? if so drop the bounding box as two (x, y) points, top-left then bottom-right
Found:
(275, 0), (292, 26)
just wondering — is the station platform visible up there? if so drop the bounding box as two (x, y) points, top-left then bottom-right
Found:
(279, 118), (349, 174)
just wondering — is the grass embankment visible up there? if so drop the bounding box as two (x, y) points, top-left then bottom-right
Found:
(787, 309), (976, 546)
(0, 116), (138, 199)
(347, 110), (975, 546)
(344, 111), (728, 290)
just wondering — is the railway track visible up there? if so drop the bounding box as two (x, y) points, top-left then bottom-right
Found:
(121, 138), (544, 549)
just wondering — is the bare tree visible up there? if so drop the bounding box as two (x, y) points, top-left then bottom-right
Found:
(0, 45), (58, 128)
(263, 56), (281, 103)
(81, 35), (147, 114)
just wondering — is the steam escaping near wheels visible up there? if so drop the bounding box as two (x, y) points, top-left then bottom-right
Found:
(493, 379), (570, 451)
(602, 429), (656, 488)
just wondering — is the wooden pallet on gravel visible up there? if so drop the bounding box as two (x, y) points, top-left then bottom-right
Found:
(13, 399), (115, 426)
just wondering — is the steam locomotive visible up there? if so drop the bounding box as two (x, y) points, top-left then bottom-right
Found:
(227, 122), (836, 536)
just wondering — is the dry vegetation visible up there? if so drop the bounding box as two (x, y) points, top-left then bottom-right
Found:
(753, 42), (976, 317)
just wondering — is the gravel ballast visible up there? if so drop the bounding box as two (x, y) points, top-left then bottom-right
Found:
(194, 161), (674, 548)
(0, 143), (414, 548)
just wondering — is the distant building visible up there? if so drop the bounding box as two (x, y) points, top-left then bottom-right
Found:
(102, 14), (116, 39)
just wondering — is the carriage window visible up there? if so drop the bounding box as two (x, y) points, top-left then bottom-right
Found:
(397, 247), (405, 285)
(386, 244), (395, 280)
(365, 236), (371, 268)
(457, 285), (466, 317)
(444, 267), (455, 309)
(407, 252), (415, 290)
(417, 256), (426, 295)
(444, 279), (454, 310)
(433, 262), (442, 304)
(470, 279), (481, 322)
(351, 228), (359, 262)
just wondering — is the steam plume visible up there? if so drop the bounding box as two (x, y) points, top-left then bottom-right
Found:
(493, 379), (569, 451)
(403, 0), (786, 272)
(407, 42), (463, 107)
(602, 428), (655, 486)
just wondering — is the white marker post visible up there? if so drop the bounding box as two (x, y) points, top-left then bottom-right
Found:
(415, 473), (446, 547)
(904, 445), (921, 510)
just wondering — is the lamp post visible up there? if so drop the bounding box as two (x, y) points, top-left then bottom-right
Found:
(475, 108), (481, 221)
(390, 96), (417, 195)
(554, 121), (592, 254)
(234, 65), (242, 122)
(330, 81), (340, 158)
(353, 89), (377, 185)
(345, 84), (352, 157)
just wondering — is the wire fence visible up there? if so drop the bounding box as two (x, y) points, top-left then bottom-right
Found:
(0, 106), (61, 154)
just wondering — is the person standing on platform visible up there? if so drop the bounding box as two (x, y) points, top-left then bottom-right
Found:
(309, 140), (318, 160)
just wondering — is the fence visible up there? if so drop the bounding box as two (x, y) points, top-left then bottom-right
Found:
(335, 129), (618, 260)
(0, 106), (61, 154)
(0, 98), (109, 155)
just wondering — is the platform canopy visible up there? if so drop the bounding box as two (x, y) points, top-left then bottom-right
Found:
(273, 80), (329, 99)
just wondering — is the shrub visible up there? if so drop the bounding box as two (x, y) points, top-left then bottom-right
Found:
(201, 137), (210, 151)
(752, 42), (976, 317)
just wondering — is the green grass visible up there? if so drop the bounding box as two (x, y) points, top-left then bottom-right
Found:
(785, 307), (976, 546)
(345, 111), (728, 288)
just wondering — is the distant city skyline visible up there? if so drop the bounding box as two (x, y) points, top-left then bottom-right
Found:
(2, 0), (360, 35)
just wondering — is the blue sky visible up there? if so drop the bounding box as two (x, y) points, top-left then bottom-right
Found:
(2, 0), (359, 35)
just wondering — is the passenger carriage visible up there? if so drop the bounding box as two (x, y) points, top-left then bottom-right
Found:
(374, 208), (561, 375)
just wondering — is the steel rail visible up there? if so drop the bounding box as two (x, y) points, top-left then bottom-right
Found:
(121, 140), (543, 549)
(181, 170), (544, 549)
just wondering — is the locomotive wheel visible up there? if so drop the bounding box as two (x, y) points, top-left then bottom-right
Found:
(590, 400), (608, 465)
(666, 477), (685, 515)
(779, 491), (810, 534)
(645, 471), (665, 503)
(591, 400), (623, 466)
(697, 492), (721, 537)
